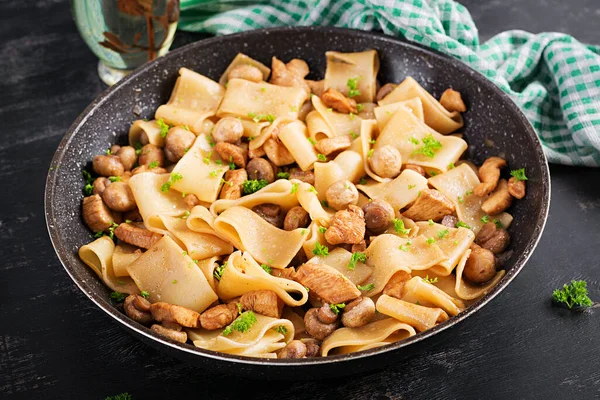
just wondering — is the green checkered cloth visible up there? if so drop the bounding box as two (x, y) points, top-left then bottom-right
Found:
(179, 0), (600, 166)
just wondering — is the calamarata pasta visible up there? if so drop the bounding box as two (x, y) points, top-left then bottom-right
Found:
(78, 50), (528, 359)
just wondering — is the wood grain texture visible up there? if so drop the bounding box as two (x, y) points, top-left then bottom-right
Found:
(1, 0), (599, 399)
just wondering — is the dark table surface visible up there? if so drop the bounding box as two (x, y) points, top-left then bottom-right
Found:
(1, 0), (599, 399)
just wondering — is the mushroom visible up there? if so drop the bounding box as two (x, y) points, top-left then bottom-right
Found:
(474, 157), (507, 197)
(289, 168), (315, 185)
(508, 177), (526, 199)
(138, 144), (165, 167)
(463, 245), (497, 284)
(114, 146), (137, 171)
(183, 193), (200, 209)
(212, 117), (244, 144)
(283, 206), (310, 231)
(369, 145), (402, 179)
(151, 323), (187, 343)
(362, 199), (395, 233)
(228, 64), (264, 83)
(164, 127), (196, 162)
(317, 303), (339, 324)
(351, 240), (367, 253)
(123, 294), (153, 325)
(324, 205), (366, 245)
(82, 195), (114, 232)
(403, 189), (455, 222)
(131, 165), (168, 175)
(376, 83), (397, 102)
(403, 164), (426, 176)
(263, 137), (295, 166)
(214, 142), (247, 168)
(295, 263), (361, 304)
(321, 88), (358, 114)
(475, 222), (511, 254)
(246, 157), (275, 183)
(303, 339), (321, 357)
(200, 303), (239, 330)
(123, 208), (143, 222)
(240, 289), (284, 318)
(101, 181), (137, 212)
(441, 215), (459, 228)
(481, 179), (513, 215)
(220, 169), (248, 200)
(325, 180), (359, 211)
(439, 88), (467, 113)
(114, 223), (162, 249)
(92, 155), (124, 177)
(341, 297), (375, 328)
(270, 57), (310, 96)
(278, 340), (307, 359)
(314, 135), (353, 156)
(306, 79), (325, 97)
(304, 308), (338, 341)
(150, 302), (201, 328)
(92, 177), (110, 196)
(252, 203), (285, 228)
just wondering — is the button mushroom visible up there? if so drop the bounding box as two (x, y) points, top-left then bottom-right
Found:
(114, 146), (138, 171)
(325, 180), (359, 211)
(283, 206), (310, 231)
(403, 189), (455, 222)
(131, 165), (168, 175)
(82, 194), (115, 232)
(362, 199), (395, 233)
(240, 289), (284, 318)
(324, 204), (366, 245)
(368, 145), (402, 179)
(303, 339), (321, 357)
(295, 263), (361, 304)
(304, 308), (338, 341)
(403, 164), (426, 176)
(150, 302), (201, 328)
(101, 181), (137, 212)
(220, 169), (248, 200)
(214, 142), (248, 168)
(138, 144), (165, 167)
(212, 117), (244, 144)
(481, 179), (513, 215)
(508, 177), (526, 199)
(321, 88), (358, 114)
(246, 157), (275, 183)
(252, 203), (284, 228)
(376, 83), (397, 102)
(439, 88), (467, 113)
(92, 177), (110, 196)
(317, 303), (339, 324)
(200, 303), (239, 330)
(475, 222), (511, 254)
(114, 223), (162, 249)
(93, 155), (125, 177)
(441, 215), (459, 229)
(341, 297), (375, 328)
(464, 245), (497, 284)
(151, 323), (188, 343)
(289, 168), (315, 185)
(474, 157), (507, 197)
(278, 340), (307, 359)
(228, 64), (264, 83)
(123, 294), (153, 325)
(164, 127), (196, 163)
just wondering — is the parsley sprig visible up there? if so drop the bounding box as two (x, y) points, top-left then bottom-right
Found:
(329, 303), (346, 314)
(157, 118), (170, 138)
(346, 77), (360, 98)
(393, 218), (411, 235)
(347, 252), (367, 270)
(242, 179), (269, 194)
(411, 134), (443, 158)
(222, 311), (257, 336)
(357, 283), (375, 291)
(552, 280), (593, 309)
(313, 242), (329, 256)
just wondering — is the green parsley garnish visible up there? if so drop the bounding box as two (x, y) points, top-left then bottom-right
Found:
(110, 291), (126, 303)
(493, 219), (503, 228)
(148, 161), (159, 169)
(171, 172), (182, 182)
(412, 134), (442, 158)
(157, 118), (170, 138)
(481, 215), (490, 223)
(209, 170), (220, 177)
(457, 195), (465, 204)
(408, 184), (416, 189)
(213, 263), (226, 281)
(429, 171), (438, 177)
(307, 137), (317, 145)
(160, 182), (171, 192)
(357, 104), (364, 112)
(455, 221), (471, 229)
(398, 243), (411, 252)
(318, 226), (327, 234)
(172, 279), (178, 284)
(140, 291), (150, 299)
(320, 199), (329, 208)
(108, 176), (121, 182)
(277, 171), (290, 179)
(347, 252), (367, 270)
(181, 211), (190, 219)
(357, 283), (375, 291)
(105, 392), (132, 400)
(317, 153), (327, 162)
(346, 77), (360, 98)
(393, 218), (411, 235)
(105, 148), (112, 155)
(448, 162), (455, 170)
(290, 183), (299, 194)
(83, 169), (94, 196)
(313, 242), (329, 256)
(203, 152), (212, 165)
(261, 264), (272, 274)
(552, 280), (593, 309)
(307, 186), (318, 194)
(248, 112), (275, 123)
(423, 275), (438, 284)
(367, 149), (374, 158)
(329, 303), (346, 315)
(274, 325), (288, 335)
(242, 179), (269, 194)
(437, 229), (449, 239)
(134, 141), (143, 155)
(350, 131), (359, 139)
(223, 311), (257, 336)
(426, 237), (436, 245)
(428, 219), (434, 226)
(510, 168), (528, 182)
(359, 177), (367, 185)
(409, 137), (420, 145)
(369, 139), (376, 144)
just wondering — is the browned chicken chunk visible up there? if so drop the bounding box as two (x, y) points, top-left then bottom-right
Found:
(324, 205), (366, 245)
(200, 303), (239, 330)
(314, 135), (353, 156)
(321, 88), (358, 114)
(240, 289), (284, 318)
(295, 263), (361, 304)
(403, 189), (455, 222)
(150, 302), (201, 328)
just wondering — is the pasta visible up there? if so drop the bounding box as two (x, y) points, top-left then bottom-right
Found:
(78, 49), (527, 359)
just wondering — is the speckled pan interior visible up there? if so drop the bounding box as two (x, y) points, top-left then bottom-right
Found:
(45, 27), (550, 379)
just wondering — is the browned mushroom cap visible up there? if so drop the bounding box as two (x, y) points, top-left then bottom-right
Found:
(376, 83), (397, 102)
(213, 117), (244, 144)
(278, 340), (307, 359)
(317, 303), (338, 324)
(362, 199), (395, 233)
(251, 203), (284, 228)
(115, 146), (138, 171)
(164, 127), (196, 163)
(92, 177), (110, 196)
(101, 181), (137, 212)
(246, 157), (275, 183)
(82, 194), (115, 233)
(304, 308), (338, 341)
(131, 165), (168, 175)
(138, 144), (165, 167)
(341, 297), (375, 328)
(93, 155), (124, 177)
(325, 180), (359, 211)
(123, 294), (153, 325)
(283, 206), (310, 231)
(289, 168), (315, 185)
(303, 339), (321, 357)
(151, 323), (188, 343)
(150, 302), (201, 328)
(463, 246), (497, 284)
(368, 145), (402, 179)
(475, 222), (511, 254)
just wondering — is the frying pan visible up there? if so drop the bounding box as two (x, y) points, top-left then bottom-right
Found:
(45, 27), (550, 379)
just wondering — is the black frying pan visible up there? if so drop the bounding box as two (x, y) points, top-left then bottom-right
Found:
(45, 27), (550, 379)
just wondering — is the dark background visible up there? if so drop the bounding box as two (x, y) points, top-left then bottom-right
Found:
(1, 0), (599, 399)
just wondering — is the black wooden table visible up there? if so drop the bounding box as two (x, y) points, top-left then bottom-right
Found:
(1, 0), (599, 398)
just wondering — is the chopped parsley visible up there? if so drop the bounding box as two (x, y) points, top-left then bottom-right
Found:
(429, 171), (438, 176)
(357, 104), (364, 112)
(209, 170), (220, 177)
(261, 264), (272, 274)
(94, 222), (119, 240)
(347, 252), (367, 270)
(242, 179), (269, 194)
(398, 243), (411, 252)
(317, 153), (327, 162)
(408, 184), (416, 189)
(369, 139), (377, 145)
(318, 226), (327, 234)
(455, 221), (471, 229)
(409, 137), (420, 145)
(134, 141), (143, 155)
(393, 218), (411, 235)
(426, 237), (436, 245)
(510, 168), (528, 182)
(83, 170), (94, 196)
(320, 199), (329, 208)
(172, 279), (178, 284)
(181, 211), (190, 219)
(171, 172), (182, 182)
(105, 393), (132, 400)
(161, 172), (183, 192)
(148, 161), (159, 169)
(140, 290), (150, 299)
(213, 262), (226, 281)
(481, 215), (490, 223)
(203, 151), (212, 165)
(329, 303), (346, 315)
(108, 176), (121, 182)
(290, 183), (299, 194)
(307, 186), (318, 194)
(274, 325), (288, 335)
(313, 242), (329, 256)
(105, 148), (112, 155)
(423, 275), (438, 284)
(307, 137), (317, 145)
(157, 118), (170, 138)
(448, 162), (455, 170)
(493, 219), (503, 228)
(552, 280), (593, 309)
(346, 77), (360, 98)
(357, 283), (375, 291)
(222, 310), (258, 336)
(428, 219), (434, 226)
(411, 134), (442, 158)
(350, 131), (359, 139)
(437, 229), (449, 239)
(277, 171), (290, 179)
(110, 291), (126, 303)
(248, 112), (276, 123)
(367, 149), (374, 158)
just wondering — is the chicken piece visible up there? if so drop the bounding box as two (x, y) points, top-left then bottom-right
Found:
(321, 88), (358, 114)
(314, 135), (353, 156)
(270, 57), (311, 97)
(402, 189), (455, 222)
(214, 142), (248, 169)
(200, 303), (239, 330)
(474, 157), (507, 197)
(150, 302), (201, 328)
(324, 205), (366, 245)
(114, 223), (162, 249)
(272, 267), (297, 281)
(289, 168), (315, 185)
(295, 263), (361, 304)
(240, 290), (284, 318)
(220, 169), (248, 200)
(263, 137), (295, 166)
(439, 88), (467, 113)
(82, 194), (115, 233)
(481, 179), (513, 215)
(383, 271), (412, 299)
